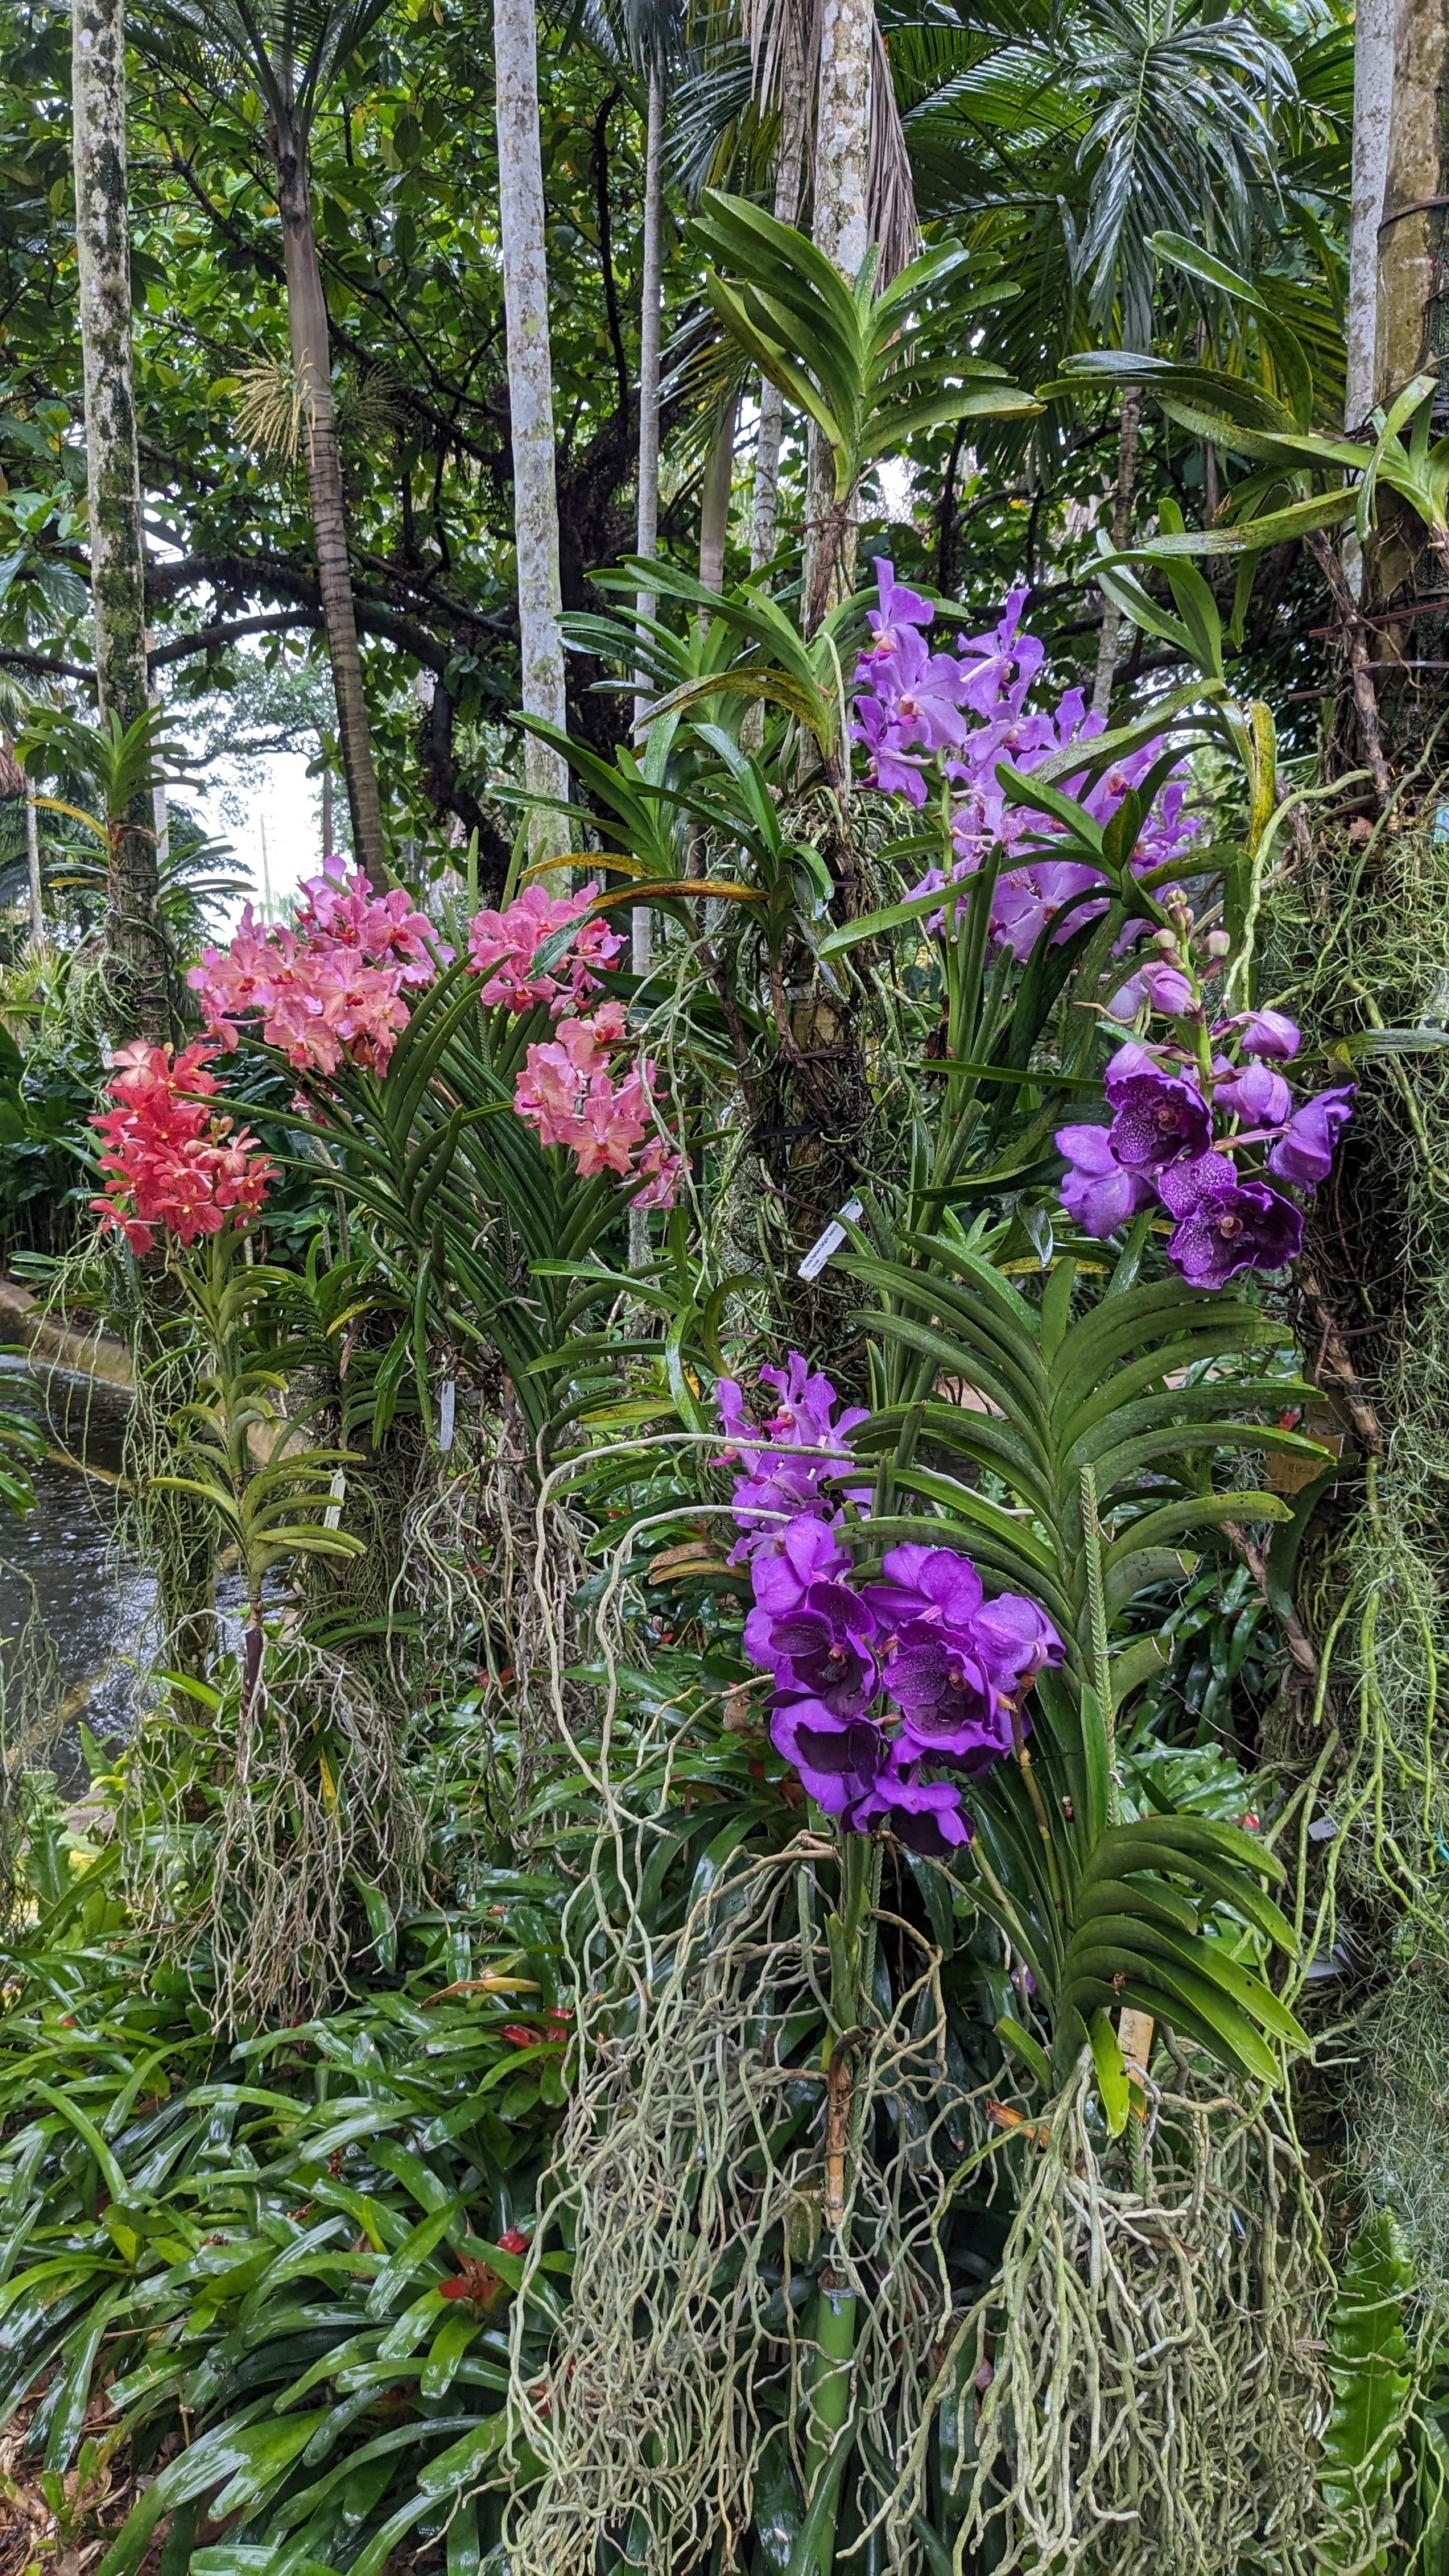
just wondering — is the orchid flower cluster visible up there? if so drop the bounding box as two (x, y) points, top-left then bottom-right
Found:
(477, 886), (683, 1207)
(467, 880), (623, 1015)
(852, 560), (1203, 960)
(190, 856), (446, 1076)
(1055, 907), (1356, 1286)
(92, 1040), (275, 1254)
(718, 1356), (1063, 1855)
(514, 1001), (683, 1207)
(187, 859), (686, 1209)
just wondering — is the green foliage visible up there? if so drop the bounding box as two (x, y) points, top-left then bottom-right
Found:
(0, 1797), (570, 2574)
(0, 1373), (43, 1515)
(1320, 2214), (1414, 2566)
(150, 1231), (365, 1612)
(848, 1232), (1317, 2083)
(691, 194), (1039, 510)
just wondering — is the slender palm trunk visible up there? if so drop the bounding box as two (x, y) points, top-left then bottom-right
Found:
(749, 23), (809, 577)
(802, 0), (873, 632)
(698, 403), (737, 597)
(72, 0), (163, 1028)
(1348, 0), (1394, 430)
(1375, 0), (1449, 406)
(493, 0), (571, 863)
(269, 105), (387, 890)
(26, 778), (45, 952)
(1090, 384), (1141, 716)
(628, 72), (666, 1274)
(632, 72), (665, 984)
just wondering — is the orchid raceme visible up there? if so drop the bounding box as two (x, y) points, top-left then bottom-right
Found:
(513, 1003), (685, 1207)
(718, 1360), (1063, 1852)
(190, 856), (448, 1075)
(1055, 903), (1355, 1284)
(467, 881), (624, 1013)
(852, 562), (1203, 957)
(91, 1040), (275, 1253)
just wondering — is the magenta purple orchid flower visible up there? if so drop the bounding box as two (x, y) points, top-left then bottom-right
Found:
(717, 1360), (1063, 1853)
(852, 562), (1204, 960)
(1055, 915), (1356, 1287)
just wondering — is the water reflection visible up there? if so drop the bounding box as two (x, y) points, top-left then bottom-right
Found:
(0, 1361), (156, 1794)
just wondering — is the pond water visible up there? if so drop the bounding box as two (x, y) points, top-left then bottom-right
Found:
(0, 1361), (155, 1795)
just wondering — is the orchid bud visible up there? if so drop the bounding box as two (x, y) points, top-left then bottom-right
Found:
(1203, 928), (1231, 960)
(1153, 927), (1180, 956)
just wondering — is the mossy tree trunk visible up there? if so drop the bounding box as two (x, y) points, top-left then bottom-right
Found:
(72, 0), (164, 1030)
(493, 0), (571, 864)
(268, 99), (388, 891)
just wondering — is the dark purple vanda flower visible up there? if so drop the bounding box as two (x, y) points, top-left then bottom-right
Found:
(1154, 1150), (1239, 1217)
(1167, 1176), (1303, 1288)
(850, 1752), (974, 1855)
(1232, 1006), (1302, 1061)
(770, 1705), (886, 1815)
(972, 1592), (1065, 1692)
(886, 1620), (1010, 1763)
(762, 1581), (879, 1713)
(1266, 1086), (1356, 1188)
(1104, 1047), (1213, 1172)
(1055, 1124), (1155, 1237)
(1216, 1058), (1294, 1128)
(864, 1542), (985, 1637)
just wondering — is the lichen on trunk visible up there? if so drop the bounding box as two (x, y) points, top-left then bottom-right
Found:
(71, 0), (164, 1030)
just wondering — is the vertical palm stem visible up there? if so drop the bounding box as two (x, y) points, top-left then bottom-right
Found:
(72, 0), (164, 1026)
(270, 101), (387, 888)
(494, 0), (571, 863)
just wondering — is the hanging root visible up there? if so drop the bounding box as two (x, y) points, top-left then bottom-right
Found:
(120, 1625), (423, 2030)
(503, 1839), (997, 2576)
(958, 2064), (1359, 2574)
(394, 1397), (592, 1773)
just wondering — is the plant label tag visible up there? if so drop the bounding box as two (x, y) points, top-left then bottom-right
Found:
(798, 1196), (864, 1282)
(438, 1379), (457, 1452)
(324, 1466), (347, 1531)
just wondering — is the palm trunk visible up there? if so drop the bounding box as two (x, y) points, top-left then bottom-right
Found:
(629, 72), (666, 1274)
(1375, 0), (1449, 406)
(698, 403), (737, 598)
(1090, 384), (1141, 716)
(1348, 0), (1395, 429)
(493, 0), (571, 863)
(750, 23), (809, 577)
(26, 778), (45, 953)
(270, 106), (387, 891)
(802, 0), (873, 633)
(632, 72), (664, 985)
(72, 0), (163, 1030)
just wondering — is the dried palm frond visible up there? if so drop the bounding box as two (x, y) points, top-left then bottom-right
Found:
(738, 0), (919, 280)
